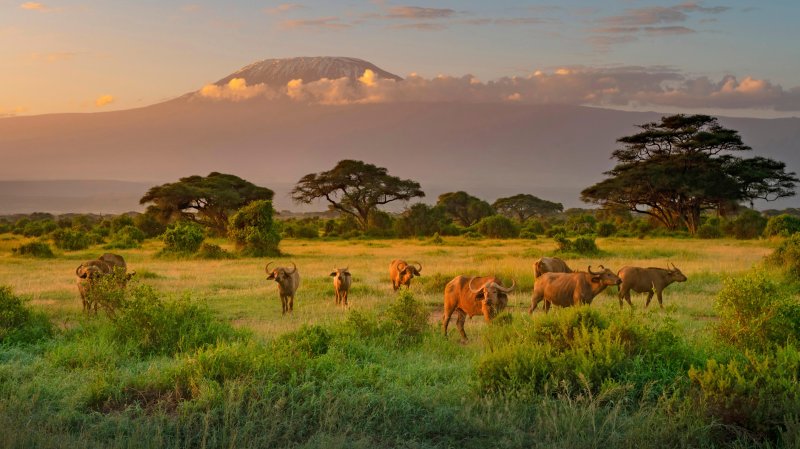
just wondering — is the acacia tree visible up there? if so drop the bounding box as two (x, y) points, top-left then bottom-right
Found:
(437, 191), (494, 227)
(140, 172), (274, 235)
(292, 160), (424, 230)
(492, 194), (563, 221)
(581, 115), (798, 234)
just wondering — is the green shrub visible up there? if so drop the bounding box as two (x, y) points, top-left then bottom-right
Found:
(227, 200), (281, 256)
(565, 214), (597, 235)
(105, 225), (146, 249)
(20, 220), (57, 237)
(546, 225), (567, 238)
(595, 221), (616, 237)
(477, 308), (695, 398)
(697, 223), (722, 239)
(51, 228), (92, 250)
(196, 242), (235, 259)
(764, 214), (800, 237)
(273, 325), (331, 358)
(715, 270), (800, 351)
(112, 284), (241, 356)
(134, 211), (166, 238)
(767, 233), (800, 278)
(475, 215), (519, 238)
(0, 285), (54, 344)
(689, 345), (800, 441)
(12, 241), (54, 258)
(382, 290), (429, 346)
(161, 221), (205, 255)
(554, 234), (599, 254)
(730, 209), (767, 239)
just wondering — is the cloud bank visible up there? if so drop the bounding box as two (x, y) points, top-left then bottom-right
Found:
(198, 68), (800, 112)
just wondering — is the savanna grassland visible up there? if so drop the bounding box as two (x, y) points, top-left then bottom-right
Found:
(1, 233), (799, 448)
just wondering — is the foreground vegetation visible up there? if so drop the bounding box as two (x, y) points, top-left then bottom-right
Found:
(1, 233), (799, 448)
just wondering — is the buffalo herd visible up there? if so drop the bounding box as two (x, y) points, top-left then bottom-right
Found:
(73, 253), (688, 343)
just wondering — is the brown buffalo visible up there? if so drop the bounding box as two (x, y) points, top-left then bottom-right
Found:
(442, 275), (515, 342)
(75, 254), (135, 314)
(533, 256), (572, 279)
(266, 262), (300, 315)
(329, 267), (352, 306)
(529, 266), (621, 313)
(617, 264), (687, 308)
(99, 252), (127, 272)
(75, 260), (114, 314)
(389, 259), (422, 291)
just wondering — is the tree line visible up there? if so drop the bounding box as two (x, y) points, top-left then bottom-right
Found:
(4, 114), (798, 254)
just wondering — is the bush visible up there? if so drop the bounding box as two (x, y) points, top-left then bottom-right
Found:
(764, 214), (800, 237)
(475, 215), (519, 238)
(12, 241), (54, 258)
(697, 223), (722, 239)
(51, 228), (92, 250)
(134, 211), (166, 238)
(161, 221), (205, 255)
(545, 225), (567, 238)
(476, 308), (693, 397)
(715, 270), (800, 351)
(554, 234), (599, 254)
(196, 242), (235, 259)
(382, 290), (429, 346)
(21, 220), (57, 237)
(689, 345), (800, 441)
(767, 234), (800, 278)
(0, 285), (54, 344)
(112, 284), (242, 356)
(105, 225), (146, 249)
(595, 221), (616, 237)
(730, 209), (767, 239)
(227, 200), (281, 256)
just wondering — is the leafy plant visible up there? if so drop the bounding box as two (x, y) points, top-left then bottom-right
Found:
(12, 241), (54, 258)
(227, 200), (281, 256)
(160, 221), (205, 255)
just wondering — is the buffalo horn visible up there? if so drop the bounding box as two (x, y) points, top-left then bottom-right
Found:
(468, 276), (483, 293)
(265, 262), (273, 274)
(286, 262), (297, 274)
(412, 262), (422, 273)
(75, 264), (83, 277)
(588, 265), (601, 275)
(493, 280), (516, 293)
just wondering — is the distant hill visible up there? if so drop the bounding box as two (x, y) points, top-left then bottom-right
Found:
(1, 57), (798, 214)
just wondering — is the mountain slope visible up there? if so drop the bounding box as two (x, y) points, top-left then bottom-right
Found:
(215, 56), (402, 87)
(1, 100), (798, 213)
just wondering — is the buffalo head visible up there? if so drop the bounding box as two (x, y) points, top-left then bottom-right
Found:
(588, 265), (621, 286)
(469, 277), (515, 317)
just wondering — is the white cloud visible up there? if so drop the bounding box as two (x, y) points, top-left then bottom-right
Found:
(196, 67), (800, 112)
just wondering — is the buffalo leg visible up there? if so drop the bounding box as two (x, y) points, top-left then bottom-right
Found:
(645, 291), (654, 307)
(455, 310), (468, 342)
(289, 295), (294, 313)
(544, 301), (551, 313)
(343, 291), (348, 306)
(656, 290), (664, 308)
(529, 292), (543, 313)
(442, 305), (454, 336)
(621, 288), (634, 308)
(281, 296), (287, 315)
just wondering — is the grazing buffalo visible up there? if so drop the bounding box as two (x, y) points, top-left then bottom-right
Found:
(389, 259), (422, 291)
(442, 275), (515, 342)
(533, 257), (572, 279)
(529, 266), (621, 313)
(99, 252), (127, 272)
(617, 264), (688, 308)
(75, 254), (134, 314)
(329, 267), (352, 306)
(266, 262), (300, 315)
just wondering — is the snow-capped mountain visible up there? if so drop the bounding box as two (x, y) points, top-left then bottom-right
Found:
(213, 56), (402, 87)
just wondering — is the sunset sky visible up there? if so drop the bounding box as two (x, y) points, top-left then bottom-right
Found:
(2, 0), (799, 117)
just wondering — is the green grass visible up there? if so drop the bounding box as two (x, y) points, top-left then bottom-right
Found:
(0, 234), (796, 448)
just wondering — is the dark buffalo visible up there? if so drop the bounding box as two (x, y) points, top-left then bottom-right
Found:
(529, 266), (620, 313)
(266, 262), (300, 315)
(617, 264), (687, 308)
(533, 256), (572, 279)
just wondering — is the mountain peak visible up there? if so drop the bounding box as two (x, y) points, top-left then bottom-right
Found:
(215, 56), (402, 87)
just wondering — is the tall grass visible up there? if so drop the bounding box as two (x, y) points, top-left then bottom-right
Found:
(0, 235), (794, 447)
